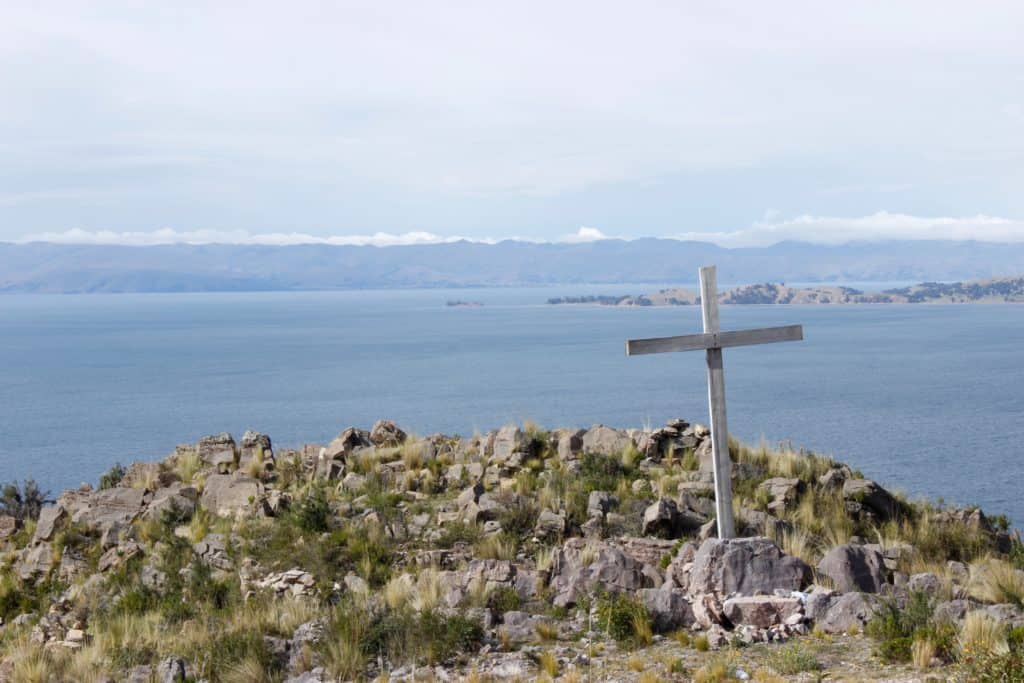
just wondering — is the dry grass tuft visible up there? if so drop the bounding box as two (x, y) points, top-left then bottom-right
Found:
(959, 610), (1009, 659)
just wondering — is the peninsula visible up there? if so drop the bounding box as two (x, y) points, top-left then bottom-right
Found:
(1, 420), (1021, 681)
(548, 275), (1024, 307)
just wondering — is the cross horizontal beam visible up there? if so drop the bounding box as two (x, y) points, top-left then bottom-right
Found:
(625, 324), (803, 356)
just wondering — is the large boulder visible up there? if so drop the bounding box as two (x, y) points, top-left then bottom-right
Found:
(842, 479), (901, 521)
(491, 425), (527, 465)
(17, 542), (54, 581)
(549, 538), (655, 607)
(200, 475), (265, 518)
(641, 498), (705, 539)
(638, 587), (695, 631)
(817, 544), (886, 593)
(238, 431), (273, 469)
(687, 537), (811, 597)
(369, 420), (407, 447)
(757, 478), (803, 515)
(323, 428), (371, 460)
(197, 433), (237, 471)
(816, 592), (880, 633)
(33, 504), (65, 542)
(722, 595), (802, 628)
(555, 429), (584, 461)
(145, 484), (198, 522)
(581, 425), (633, 457)
(71, 487), (148, 535)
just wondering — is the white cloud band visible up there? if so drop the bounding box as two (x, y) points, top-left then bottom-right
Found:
(12, 213), (1024, 247)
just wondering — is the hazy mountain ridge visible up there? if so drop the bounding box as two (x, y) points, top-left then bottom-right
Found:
(3, 239), (1024, 293)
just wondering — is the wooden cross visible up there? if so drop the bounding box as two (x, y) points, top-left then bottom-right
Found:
(626, 265), (803, 539)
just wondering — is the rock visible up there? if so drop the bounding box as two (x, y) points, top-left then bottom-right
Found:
(737, 509), (791, 537)
(284, 668), (328, 683)
(816, 592), (880, 633)
(842, 479), (901, 520)
(17, 542), (53, 581)
(907, 572), (942, 597)
(197, 433), (237, 470)
(723, 596), (802, 628)
(145, 484), (198, 523)
(200, 474), (264, 518)
(933, 599), (974, 624)
(498, 610), (556, 643)
(556, 429), (584, 461)
(641, 498), (705, 539)
(533, 509), (566, 541)
(638, 587), (694, 631)
(155, 656), (187, 683)
(192, 534), (233, 572)
(582, 425), (633, 457)
(71, 487), (148, 535)
(817, 544), (886, 593)
(492, 425), (527, 464)
(818, 467), (850, 489)
(323, 427), (371, 460)
(587, 491), (616, 518)
(0, 515), (20, 540)
(369, 420), (407, 447)
(757, 478), (803, 515)
(257, 569), (318, 597)
(985, 604), (1024, 629)
(549, 539), (654, 607)
(804, 589), (837, 622)
(33, 505), (65, 542)
(687, 537), (812, 597)
(239, 431), (273, 469)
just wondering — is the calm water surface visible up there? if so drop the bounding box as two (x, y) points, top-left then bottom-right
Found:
(1, 288), (1022, 524)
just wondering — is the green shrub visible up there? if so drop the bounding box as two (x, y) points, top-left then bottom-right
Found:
(437, 521), (482, 548)
(865, 591), (935, 662)
(98, 463), (127, 490)
(486, 586), (521, 612)
(595, 591), (651, 645)
(0, 479), (50, 521)
(293, 483), (331, 533)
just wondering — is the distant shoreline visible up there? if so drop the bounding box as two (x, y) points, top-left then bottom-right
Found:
(548, 275), (1024, 306)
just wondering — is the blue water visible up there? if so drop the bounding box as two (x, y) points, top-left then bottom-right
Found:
(1, 288), (1022, 525)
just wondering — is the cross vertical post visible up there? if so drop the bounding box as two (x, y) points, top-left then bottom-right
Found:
(699, 265), (736, 539)
(625, 264), (803, 541)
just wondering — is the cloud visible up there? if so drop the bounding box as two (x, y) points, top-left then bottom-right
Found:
(16, 228), (473, 247)
(675, 212), (1024, 247)
(14, 213), (1024, 248)
(560, 226), (610, 243)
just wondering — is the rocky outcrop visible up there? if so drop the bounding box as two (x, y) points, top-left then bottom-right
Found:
(200, 475), (265, 518)
(842, 479), (901, 521)
(548, 538), (655, 607)
(817, 543), (887, 593)
(687, 537), (812, 597)
(581, 425), (633, 457)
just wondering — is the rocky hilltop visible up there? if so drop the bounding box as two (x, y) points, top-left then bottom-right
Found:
(548, 275), (1024, 306)
(1, 420), (1022, 682)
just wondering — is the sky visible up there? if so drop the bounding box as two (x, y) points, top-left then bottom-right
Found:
(2, 1), (1023, 247)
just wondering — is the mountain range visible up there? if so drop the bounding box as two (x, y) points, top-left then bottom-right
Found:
(2, 239), (1024, 293)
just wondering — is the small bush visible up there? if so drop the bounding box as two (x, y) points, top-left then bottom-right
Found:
(766, 642), (820, 674)
(486, 586), (521, 612)
(436, 521), (482, 548)
(865, 591), (935, 662)
(595, 592), (652, 646)
(292, 483), (331, 533)
(98, 463), (126, 490)
(0, 479), (50, 521)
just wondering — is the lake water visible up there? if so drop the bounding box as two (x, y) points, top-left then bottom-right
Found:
(1, 287), (1022, 525)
